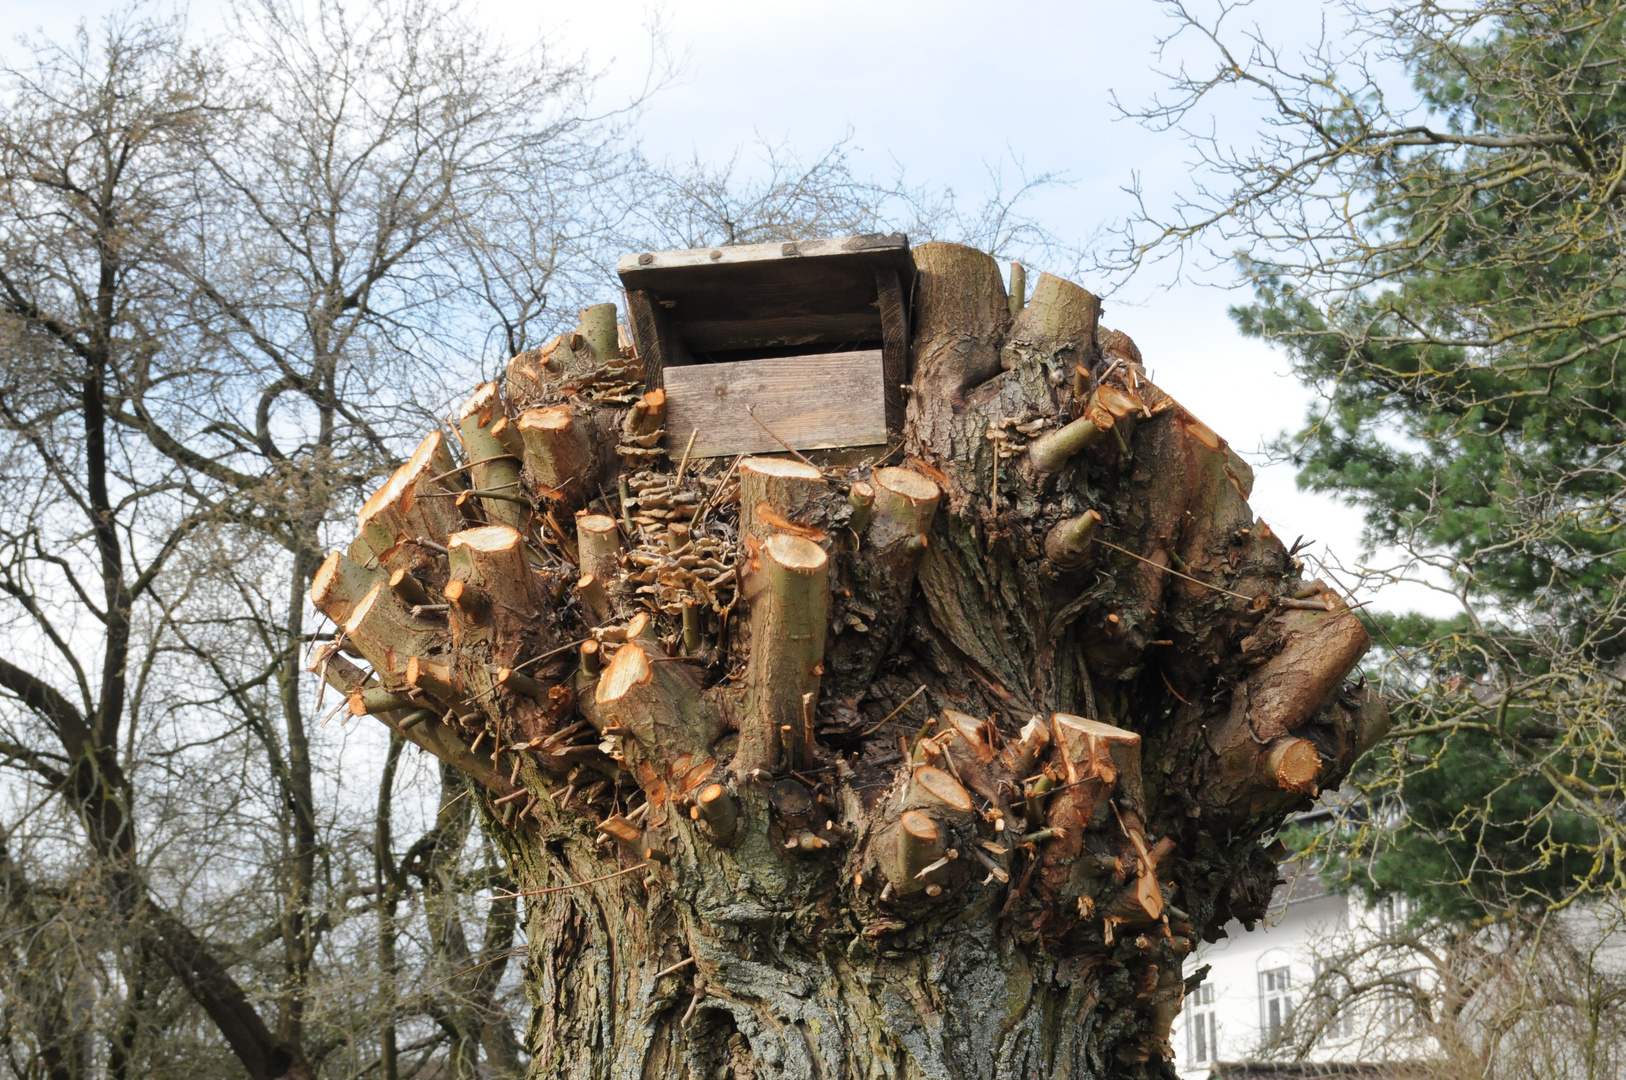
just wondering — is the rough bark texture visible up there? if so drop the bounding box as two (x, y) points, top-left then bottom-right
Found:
(310, 250), (1388, 1079)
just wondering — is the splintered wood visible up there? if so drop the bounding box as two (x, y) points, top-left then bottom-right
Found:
(662, 351), (888, 459)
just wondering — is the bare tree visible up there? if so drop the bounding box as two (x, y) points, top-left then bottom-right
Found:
(1264, 898), (1626, 1080)
(0, 1), (636, 1074)
(623, 134), (1083, 268)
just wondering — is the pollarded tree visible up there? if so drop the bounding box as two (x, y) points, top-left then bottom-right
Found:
(310, 242), (1386, 1079)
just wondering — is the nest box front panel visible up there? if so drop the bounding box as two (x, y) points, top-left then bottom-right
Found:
(662, 350), (888, 459)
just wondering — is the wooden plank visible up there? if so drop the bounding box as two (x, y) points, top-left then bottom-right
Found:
(663, 351), (888, 459)
(624, 289), (691, 389)
(617, 233), (910, 280)
(875, 268), (908, 434)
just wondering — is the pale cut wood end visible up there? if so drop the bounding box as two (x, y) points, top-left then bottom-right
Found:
(764, 532), (828, 572)
(457, 380), (499, 420)
(874, 466), (939, 503)
(518, 404), (573, 432)
(449, 524), (523, 553)
(914, 766), (973, 813)
(900, 809), (939, 843)
(741, 457), (824, 481)
(343, 581), (386, 636)
(597, 642), (652, 705)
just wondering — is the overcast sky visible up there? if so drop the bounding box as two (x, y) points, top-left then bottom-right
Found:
(7, 0), (1446, 613)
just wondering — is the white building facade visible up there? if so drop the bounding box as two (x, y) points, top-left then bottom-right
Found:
(1171, 869), (1418, 1077)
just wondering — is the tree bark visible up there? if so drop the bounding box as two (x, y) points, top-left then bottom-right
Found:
(312, 248), (1388, 1079)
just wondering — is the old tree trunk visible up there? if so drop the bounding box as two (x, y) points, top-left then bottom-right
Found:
(310, 243), (1386, 1079)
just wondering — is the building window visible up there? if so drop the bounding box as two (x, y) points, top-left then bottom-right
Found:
(1385, 967), (1424, 1035)
(1376, 894), (1409, 936)
(1313, 959), (1356, 1043)
(1259, 966), (1292, 1040)
(1186, 984), (1218, 1064)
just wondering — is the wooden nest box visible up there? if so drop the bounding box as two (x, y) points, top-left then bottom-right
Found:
(617, 233), (914, 459)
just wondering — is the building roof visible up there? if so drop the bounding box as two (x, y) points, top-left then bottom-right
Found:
(1270, 858), (1330, 911)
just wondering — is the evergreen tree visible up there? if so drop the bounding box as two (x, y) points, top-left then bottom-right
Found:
(1125, 0), (1626, 922)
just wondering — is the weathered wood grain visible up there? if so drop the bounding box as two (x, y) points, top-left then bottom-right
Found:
(625, 288), (691, 389)
(663, 351), (888, 458)
(616, 233), (909, 279)
(876, 267), (908, 434)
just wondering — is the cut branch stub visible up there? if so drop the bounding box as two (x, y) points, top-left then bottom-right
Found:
(518, 405), (593, 511)
(496, 667), (547, 701)
(1245, 607), (1371, 739)
(406, 655), (462, 701)
(866, 466), (940, 549)
(353, 431), (463, 567)
(847, 481), (875, 535)
(596, 638), (650, 702)
(443, 579), (488, 628)
(598, 813), (643, 853)
(1008, 715), (1052, 779)
(825, 465), (941, 694)
(447, 525), (534, 622)
(1045, 510), (1102, 568)
(1259, 737), (1322, 793)
(577, 573), (610, 623)
(1027, 415), (1104, 474)
(1087, 383), (1146, 429)
(910, 242), (1008, 403)
(738, 457), (828, 542)
(625, 387), (666, 438)
(575, 302), (619, 365)
(738, 533), (830, 775)
(1052, 713), (1144, 810)
(311, 550), (380, 626)
(694, 782), (738, 845)
(341, 582), (443, 686)
(904, 765), (974, 816)
(1036, 714), (1143, 876)
(940, 709), (994, 764)
(576, 513), (622, 582)
(891, 809), (947, 896)
(595, 640), (717, 760)
(389, 567), (431, 608)
(999, 270), (1100, 376)
(1106, 811), (1173, 926)
(504, 336), (561, 401)
(457, 383), (528, 532)
(347, 685), (414, 716)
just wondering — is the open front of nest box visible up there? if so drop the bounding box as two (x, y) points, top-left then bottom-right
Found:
(616, 234), (915, 459)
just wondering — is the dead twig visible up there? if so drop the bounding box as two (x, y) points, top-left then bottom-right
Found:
(745, 405), (817, 468)
(653, 955), (696, 980)
(1092, 537), (1254, 602)
(489, 862), (649, 900)
(860, 685), (929, 737)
